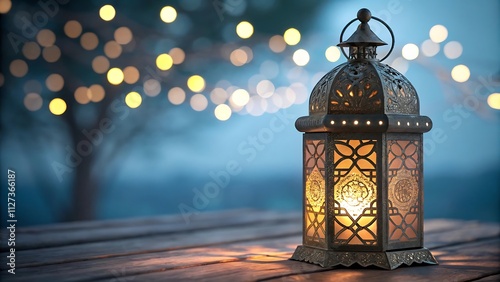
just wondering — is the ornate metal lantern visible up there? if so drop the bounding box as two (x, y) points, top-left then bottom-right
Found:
(291, 8), (438, 269)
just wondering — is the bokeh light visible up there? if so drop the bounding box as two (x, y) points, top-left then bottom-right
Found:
(236, 21), (254, 39)
(269, 35), (286, 53)
(22, 42), (41, 60)
(210, 88), (228, 104)
(144, 79), (161, 97)
(391, 57), (409, 74)
(99, 5), (116, 21)
(80, 32), (99, 50)
(190, 94), (208, 111)
(451, 64), (470, 82)
(104, 41), (122, 59)
(125, 91), (142, 108)
(169, 47), (185, 65)
(46, 73), (64, 92)
(187, 75), (205, 92)
(49, 98), (67, 115)
(24, 93), (43, 111)
(0, 73), (4, 87)
(421, 39), (440, 57)
(123, 66), (140, 84)
(214, 104), (232, 121)
(429, 24), (448, 43)
(156, 53), (173, 71)
(402, 43), (419, 60)
(0, 0), (12, 14)
(10, 59), (28, 77)
(443, 41), (463, 59)
(230, 89), (250, 107)
(107, 67), (124, 85)
(114, 27), (133, 45)
(293, 49), (310, 66)
(74, 86), (90, 104)
(64, 20), (82, 38)
(88, 84), (105, 102)
(487, 93), (500, 110)
(256, 80), (275, 98)
(325, 46), (341, 62)
(160, 6), (177, 23)
(230, 48), (248, 66)
(168, 87), (186, 105)
(92, 56), (110, 74)
(42, 45), (61, 62)
(37, 29), (56, 47)
(283, 28), (301, 46)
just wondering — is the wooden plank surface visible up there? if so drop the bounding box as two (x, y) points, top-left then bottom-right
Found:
(0, 210), (499, 282)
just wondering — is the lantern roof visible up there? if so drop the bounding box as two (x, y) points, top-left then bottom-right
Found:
(338, 8), (387, 47)
(296, 8), (432, 134)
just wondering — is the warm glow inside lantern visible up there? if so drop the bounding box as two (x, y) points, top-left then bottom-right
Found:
(291, 8), (438, 269)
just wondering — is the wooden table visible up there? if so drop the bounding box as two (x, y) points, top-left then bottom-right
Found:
(1, 209), (499, 281)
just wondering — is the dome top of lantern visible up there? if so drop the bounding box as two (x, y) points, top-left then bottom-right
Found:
(296, 8), (432, 134)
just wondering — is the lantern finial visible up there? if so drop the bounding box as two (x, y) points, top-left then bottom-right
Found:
(338, 8), (390, 60)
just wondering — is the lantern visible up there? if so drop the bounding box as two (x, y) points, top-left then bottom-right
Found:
(291, 8), (438, 269)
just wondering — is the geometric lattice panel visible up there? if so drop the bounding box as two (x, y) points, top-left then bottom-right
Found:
(333, 140), (377, 246)
(304, 139), (326, 248)
(387, 140), (420, 242)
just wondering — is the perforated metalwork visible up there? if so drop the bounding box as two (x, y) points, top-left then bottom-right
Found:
(329, 62), (383, 114)
(309, 65), (344, 114)
(387, 140), (420, 242)
(333, 140), (378, 246)
(304, 139), (327, 248)
(375, 63), (419, 114)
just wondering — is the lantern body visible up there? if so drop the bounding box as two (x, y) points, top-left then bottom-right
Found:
(291, 9), (438, 270)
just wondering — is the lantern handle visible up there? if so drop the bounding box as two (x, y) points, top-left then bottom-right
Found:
(339, 16), (395, 62)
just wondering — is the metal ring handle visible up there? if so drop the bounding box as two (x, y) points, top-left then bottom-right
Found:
(339, 16), (395, 62)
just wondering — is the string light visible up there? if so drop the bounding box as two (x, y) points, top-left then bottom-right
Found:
(160, 6), (177, 23)
(293, 49), (310, 66)
(107, 68), (124, 85)
(283, 28), (301, 46)
(99, 5), (116, 21)
(22, 42), (41, 60)
(187, 75), (205, 92)
(429, 24), (448, 43)
(451, 64), (470, 83)
(487, 93), (500, 110)
(24, 93), (43, 111)
(125, 91), (142, 108)
(325, 46), (341, 62)
(168, 87), (186, 105)
(236, 21), (254, 39)
(64, 20), (82, 38)
(114, 27), (133, 45)
(269, 35), (286, 53)
(49, 98), (67, 115)
(214, 104), (232, 121)
(402, 43), (419, 60)
(36, 29), (56, 47)
(156, 53), (173, 71)
(190, 94), (208, 111)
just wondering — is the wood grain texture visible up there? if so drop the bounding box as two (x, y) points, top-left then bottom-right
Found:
(0, 210), (498, 282)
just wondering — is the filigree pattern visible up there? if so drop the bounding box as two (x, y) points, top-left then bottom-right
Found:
(329, 62), (383, 114)
(304, 139), (326, 248)
(332, 140), (378, 245)
(309, 64), (344, 114)
(349, 46), (377, 60)
(291, 245), (438, 270)
(388, 140), (420, 243)
(375, 63), (419, 114)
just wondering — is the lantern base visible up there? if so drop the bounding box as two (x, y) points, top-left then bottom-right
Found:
(290, 245), (438, 270)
